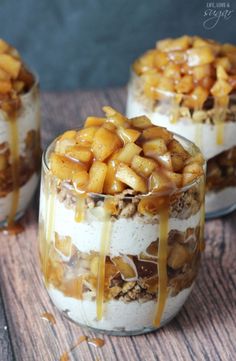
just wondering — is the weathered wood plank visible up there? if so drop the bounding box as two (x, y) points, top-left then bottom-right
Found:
(0, 290), (14, 361)
(0, 88), (235, 361)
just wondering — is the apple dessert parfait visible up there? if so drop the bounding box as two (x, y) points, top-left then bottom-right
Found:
(39, 107), (205, 335)
(127, 35), (236, 217)
(0, 39), (41, 230)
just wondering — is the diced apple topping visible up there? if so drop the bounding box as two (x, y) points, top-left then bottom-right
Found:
(132, 35), (236, 112)
(143, 138), (167, 157)
(116, 142), (142, 165)
(87, 161), (107, 193)
(0, 39), (35, 105)
(103, 161), (125, 194)
(131, 155), (156, 177)
(91, 127), (122, 161)
(116, 163), (147, 193)
(49, 108), (204, 194)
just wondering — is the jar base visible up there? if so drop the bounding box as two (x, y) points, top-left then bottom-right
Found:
(60, 309), (178, 336)
(0, 210), (25, 228)
(206, 202), (236, 219)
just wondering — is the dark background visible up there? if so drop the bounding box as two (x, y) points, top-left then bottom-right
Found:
(1, 0), (235, 90)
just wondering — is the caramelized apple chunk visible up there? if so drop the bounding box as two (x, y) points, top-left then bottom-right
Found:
(131, 155), (157, 177)
(49, 108), (204, 195)
(116, 163), (147, 193)
(87, 161), (107, 193)
(50, 153), (86, 181)
(91, 127), (122, 161)
(116, 142), (142, 165)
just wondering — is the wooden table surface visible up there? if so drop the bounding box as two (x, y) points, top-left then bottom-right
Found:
(0, 88), (235, 361)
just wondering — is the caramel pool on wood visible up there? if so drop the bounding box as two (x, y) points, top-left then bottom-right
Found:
(39, 106), (205, 335)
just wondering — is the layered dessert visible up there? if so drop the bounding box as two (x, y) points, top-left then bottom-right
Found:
(39, 107), (205, 335)
(0, 39), (41, 229)
(126, 36), (236, 217)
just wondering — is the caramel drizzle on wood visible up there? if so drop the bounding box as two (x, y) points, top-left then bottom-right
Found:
(59, 335), (104, 361)
(41, 312), (56, 325)
(96, 211), (112, 321)
(60, 336), (87, 361)
(153, 205), (169, 327)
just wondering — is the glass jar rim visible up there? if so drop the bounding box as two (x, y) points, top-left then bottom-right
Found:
(131, 70), (236, 102)
(42, 129), (205, 199)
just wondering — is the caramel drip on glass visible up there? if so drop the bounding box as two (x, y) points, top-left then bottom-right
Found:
(199, 175), (206, 252)
(170, 95), (181, 123)
(96, 213), (112, 321)
(194, 122), (203, 150)
(75, 195), (85, 222)
(43, 181), (55, 285)
(7, 115), (20, 227)
(216, 121), (224, 145)
(214, 97), (227, 146)
(153, 206), (169, 327)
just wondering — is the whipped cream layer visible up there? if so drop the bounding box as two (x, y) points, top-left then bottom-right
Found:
(41, 194), (201, 257)
(48, 285), (193, 332)
(126, 87), (236, 161)
(0, 173), (38, 224)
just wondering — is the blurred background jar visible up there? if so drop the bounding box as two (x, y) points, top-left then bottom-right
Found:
(126, 36), (236, 218)
(0, 39), (41, 231)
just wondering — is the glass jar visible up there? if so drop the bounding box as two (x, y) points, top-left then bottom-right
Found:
(127, 71), (236, 218)
(0, 76), (41, 229)
(39, 134), (205, 336)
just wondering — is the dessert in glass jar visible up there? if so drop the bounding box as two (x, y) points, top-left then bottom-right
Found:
(39, 107), (205, 335)
(126, 35), (236, 218)
(0, 39), (41, 231)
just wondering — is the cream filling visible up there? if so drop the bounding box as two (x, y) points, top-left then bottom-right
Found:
(126, 84), (236, 161)
(40, 195), (201, 257)
(0, 173), (39, 223)
(48, 285), (193, 331)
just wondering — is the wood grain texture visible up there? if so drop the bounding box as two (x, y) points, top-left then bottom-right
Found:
(0, 88), (235, 361)
(0, 290), (14, 361)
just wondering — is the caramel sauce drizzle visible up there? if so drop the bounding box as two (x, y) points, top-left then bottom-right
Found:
(199, 175), (206, 252)
(41, 312), (56, 325)
(216, 122), (224, 146)
(7, 114), (20, 228)
(194, 122), (203, 150)
(60, 336), (87, 361)
(75, 195), (85, 222)
(153, 205), (169, 327)
(59, 336), (104, 361)
(42, 180), (55, 286)
(87, 337), (105, 348)
(96, 211), (112, 321)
